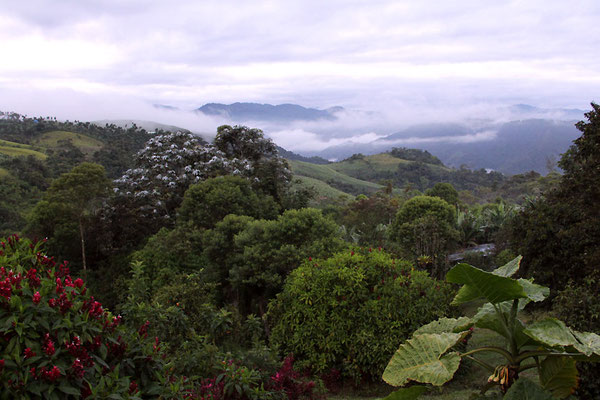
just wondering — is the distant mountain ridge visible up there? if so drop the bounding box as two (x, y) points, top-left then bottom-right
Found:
(196, 102), (343, 122)
(305, 119), (581, 175)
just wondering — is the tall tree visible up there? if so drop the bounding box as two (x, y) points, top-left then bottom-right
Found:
(28, 163), (111, 273)
(510, 103), (600, 290)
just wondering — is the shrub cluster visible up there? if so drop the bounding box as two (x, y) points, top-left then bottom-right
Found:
(268, 248), (455, 382)
(0, 234), (185, 399)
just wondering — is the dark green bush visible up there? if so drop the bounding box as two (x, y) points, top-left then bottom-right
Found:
(268, 248), (455, 382)
(553, 270), (600, 399)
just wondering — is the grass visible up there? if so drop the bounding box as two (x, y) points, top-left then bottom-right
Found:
(33, 130), (103, 155)
(0, 139), (47, 160)
(0, 167), (11, 178)
(289, 160), (384, 195)
(331, 153), (450, 181)
(291, 175), (353, 205)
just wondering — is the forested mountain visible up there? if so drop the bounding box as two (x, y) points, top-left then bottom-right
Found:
(310, 119), (580, 174)
(196, 102), (343, 122)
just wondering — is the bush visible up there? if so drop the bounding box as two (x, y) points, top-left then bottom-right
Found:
(268, 248), (455, 382)
(0, 234), (186, 398)
(553, 270), (600, 399)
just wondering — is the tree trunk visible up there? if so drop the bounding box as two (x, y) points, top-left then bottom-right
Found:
(79, 218), (87, 275)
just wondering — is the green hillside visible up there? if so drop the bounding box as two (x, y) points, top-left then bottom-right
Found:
(289, 159), (384, 195)
(0, 139), (47, 160)
(33, 130), (104, 155)
(331, 152), (449, 181)
(292, 175), (353, 205)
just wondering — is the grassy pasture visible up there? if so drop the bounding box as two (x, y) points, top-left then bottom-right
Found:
(289, 160), (384, 195)
(33, 130), (103, 155)
(292, 175), (353, 204)
(0, 139), (47, 160)
(331, 153), (450, 181)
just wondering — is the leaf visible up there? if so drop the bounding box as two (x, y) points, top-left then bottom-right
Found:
(382, 386), (428, 400)
(473, 302), (534, 348)
(503, 378), (553, 400)
(572, 330), (600, 356)
(539, 356), (579, 399)
(382, 332), (466, 387)
(491, 255), (522, 277)
(522, 318), (580, 350)
(446, 263), (527, 305)
(517, 279), (549, 303)
(413, 317), (473, 336)
(58, 384), (82, 396)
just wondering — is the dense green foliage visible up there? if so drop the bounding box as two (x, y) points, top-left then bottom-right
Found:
(382, 257), (600, 399)
(3, 106), (599, 398)
(178, 176), (279, 230)
(510, 103), (600, 291)
(27, 163), (111, 273)
(390, 196), (458, 278)
(389, 147), (443, 165)
(204, 208), (345, 315)
(553, 270), (600, 399)
(269, 249), (455, 382)
(424, 182), (459, 205)
(0, 235), (186, 399)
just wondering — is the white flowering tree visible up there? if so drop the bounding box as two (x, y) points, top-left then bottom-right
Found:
(104, 128), (294, 250)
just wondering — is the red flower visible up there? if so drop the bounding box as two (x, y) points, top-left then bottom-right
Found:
(44, 334), (55, 356)
(0, 359), (4, 372)
(138, 320), (150, 338)
(32, 291), (41, 305)
(26, 269), (41, 288)
(42, 365), (61, 381)
(74, 278), (84, 288)
(71, 358), (85, 379)
(24, 347), (36, 359)
(129, 380), (138, 394)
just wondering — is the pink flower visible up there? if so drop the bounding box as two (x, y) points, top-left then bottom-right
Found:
(32, 291), (41, 305)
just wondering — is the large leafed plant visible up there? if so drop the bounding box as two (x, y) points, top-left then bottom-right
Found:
(382, 256), (600, 399)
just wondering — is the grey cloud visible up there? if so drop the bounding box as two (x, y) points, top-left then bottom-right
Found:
(1, 0), (599, 128)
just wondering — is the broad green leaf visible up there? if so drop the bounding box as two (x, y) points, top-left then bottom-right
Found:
(517, 279), (549, 303)
(382, 332), (466, 387)
(492, 255), (522, 277)
(572, 330), (600, 356)
(413, 317), (473, 335)
(523, 318), (580, 350)
(539, 356), (579, 399)
(382, 386), (428, 400)
(447, 263), (527, 305)
(473, 302), (537, 348)
(503, 378), (553, 400)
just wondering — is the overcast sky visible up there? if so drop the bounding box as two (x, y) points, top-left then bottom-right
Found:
(1, 0), (599, 132)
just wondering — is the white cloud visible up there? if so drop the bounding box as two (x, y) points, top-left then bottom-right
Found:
(0, 0), (598, 124)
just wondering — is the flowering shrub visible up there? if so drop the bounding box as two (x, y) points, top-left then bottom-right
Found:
(199, 356), (318, 400)
(0, 234), (187, 398)
(268, 248), (456, 382)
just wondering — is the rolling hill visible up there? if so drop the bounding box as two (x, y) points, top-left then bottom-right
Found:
(0, 139), (47, 160)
